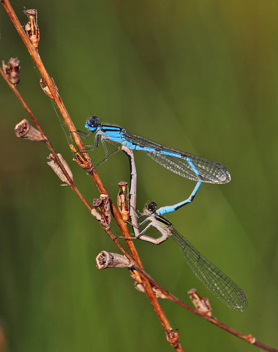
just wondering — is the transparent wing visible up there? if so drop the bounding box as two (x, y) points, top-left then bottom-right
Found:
(124, 132), (230, 184)
(171, 228), (247, 311)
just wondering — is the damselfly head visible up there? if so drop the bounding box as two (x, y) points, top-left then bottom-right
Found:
(85, 116), (100, 131)
(144, 201), (157, 214)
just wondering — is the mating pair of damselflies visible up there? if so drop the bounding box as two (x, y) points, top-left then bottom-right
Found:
(80, 116), (247, 312)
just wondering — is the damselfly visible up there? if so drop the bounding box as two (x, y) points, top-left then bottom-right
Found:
(83, 116), (231, 215)
(122, 145), (247, 312)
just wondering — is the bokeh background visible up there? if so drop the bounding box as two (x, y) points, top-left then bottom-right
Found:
(1, 1), (278, 351)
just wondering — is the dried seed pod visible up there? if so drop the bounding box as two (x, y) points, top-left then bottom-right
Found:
(47, 153), (74, 186)
(2, 58), (21, 85)
(14, 119), (45, 142)
(188, 288), (212, 316)
(96, 251), (131, 269)
(92, 194), (111, 228)
(40, 78), (58, 100)
(25, 9), (40, 50)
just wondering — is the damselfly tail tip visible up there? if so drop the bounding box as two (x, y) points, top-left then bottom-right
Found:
(218, 168), (231, 184)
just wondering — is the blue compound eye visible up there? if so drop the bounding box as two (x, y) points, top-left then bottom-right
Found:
(85, 116), (99, 131)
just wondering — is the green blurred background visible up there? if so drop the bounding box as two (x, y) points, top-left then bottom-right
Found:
(1, 1), (278, 351)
